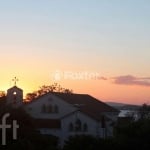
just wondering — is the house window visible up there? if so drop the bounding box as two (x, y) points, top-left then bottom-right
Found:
(101, 116), (106, 128)
(48, 104), (53, 113)
(54, 105), (59, 113)
(75, 119), (82, 131)
(13, 91), (17, 95)
(69, 123), (74, 132)
(41, 104), (46, 113)
(83, 123), (88, 132)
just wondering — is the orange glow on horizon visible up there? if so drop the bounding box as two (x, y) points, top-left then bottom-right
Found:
(0, 70), (150, 105)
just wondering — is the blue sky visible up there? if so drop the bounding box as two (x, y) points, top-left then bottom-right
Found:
(1, 0), (150, 57)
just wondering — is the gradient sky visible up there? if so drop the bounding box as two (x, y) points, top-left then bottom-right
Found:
(0, 0), (150, 105)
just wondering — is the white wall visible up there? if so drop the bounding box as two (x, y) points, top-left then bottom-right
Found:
(25, 93), (77, 119)
(36, 110), (114, 147)
(60, 111), (103, 145)
(39, 128), (61, 137)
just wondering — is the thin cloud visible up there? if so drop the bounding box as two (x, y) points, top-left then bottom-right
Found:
(113, 75), (150, 87)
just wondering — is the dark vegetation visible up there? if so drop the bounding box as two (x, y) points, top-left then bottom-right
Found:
(26, 83), (73, 101)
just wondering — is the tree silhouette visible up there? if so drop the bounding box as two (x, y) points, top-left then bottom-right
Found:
(138, 103), (150, 119)
(26, 83), (73, 101)
(0, 91), (6, 97)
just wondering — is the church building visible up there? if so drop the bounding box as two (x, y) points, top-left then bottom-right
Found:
(6, 78), (119, 146)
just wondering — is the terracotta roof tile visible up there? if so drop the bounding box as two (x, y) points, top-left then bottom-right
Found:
(54, 93), (119, 121)
(27, 92), (119, 121)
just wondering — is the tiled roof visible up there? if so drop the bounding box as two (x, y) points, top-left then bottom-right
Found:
(54, 92), (118, 111)
(26, 92), (119, 121)
(53, 92), (119, 121)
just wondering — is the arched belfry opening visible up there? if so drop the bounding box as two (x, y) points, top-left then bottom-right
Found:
(6, 77), (23, 107)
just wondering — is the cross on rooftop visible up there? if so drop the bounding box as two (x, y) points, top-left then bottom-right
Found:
(12, 77), (19, 86)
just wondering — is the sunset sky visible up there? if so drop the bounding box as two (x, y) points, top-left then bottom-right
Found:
(0, 0), (150, 105)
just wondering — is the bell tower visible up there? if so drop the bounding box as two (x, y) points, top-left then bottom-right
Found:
(6, 77), (23, 107)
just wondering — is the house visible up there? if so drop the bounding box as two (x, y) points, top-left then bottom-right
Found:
(6, 85), (119, 146)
